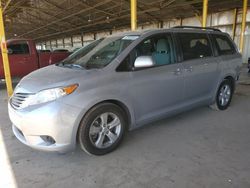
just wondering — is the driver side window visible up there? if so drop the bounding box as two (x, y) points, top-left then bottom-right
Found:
(117, 33), (176, 72)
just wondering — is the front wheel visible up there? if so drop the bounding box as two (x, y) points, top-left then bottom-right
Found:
(78, 103), (126, 155)
(210, 80), (233, 110)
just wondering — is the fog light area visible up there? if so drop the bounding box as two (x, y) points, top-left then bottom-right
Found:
(40, 136), (56, 145)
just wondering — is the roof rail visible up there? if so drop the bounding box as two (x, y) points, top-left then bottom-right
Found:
(173, 26), (221, 32)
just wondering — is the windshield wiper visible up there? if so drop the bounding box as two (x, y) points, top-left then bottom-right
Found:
(61, 63), (84, 69)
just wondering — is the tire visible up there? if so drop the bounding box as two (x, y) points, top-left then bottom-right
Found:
(210, 79), (233, 111)
(78, 103), (126, 155)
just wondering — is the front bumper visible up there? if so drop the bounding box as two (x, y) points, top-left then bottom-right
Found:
(8, 101), (82, 153)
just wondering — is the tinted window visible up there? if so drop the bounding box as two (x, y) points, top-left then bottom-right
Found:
(178, 33), (212, 61)
(117, 34), (176, 71)
(53, 49), (69, 52)
(213, 34), (236, 55)
(39, 50), (51, 53)
(8, 43), (29, 55)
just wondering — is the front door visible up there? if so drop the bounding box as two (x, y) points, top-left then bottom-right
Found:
(125, 33), (185, 125)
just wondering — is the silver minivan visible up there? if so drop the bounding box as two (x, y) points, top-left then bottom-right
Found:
(8, 26), (242, 155)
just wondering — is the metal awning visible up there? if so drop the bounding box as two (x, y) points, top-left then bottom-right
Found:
(2, 0), (245, 42)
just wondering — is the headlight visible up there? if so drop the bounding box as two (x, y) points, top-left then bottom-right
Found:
(20, 84), (78, 108)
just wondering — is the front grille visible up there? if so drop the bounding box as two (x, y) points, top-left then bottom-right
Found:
(10, 93), (32, 110)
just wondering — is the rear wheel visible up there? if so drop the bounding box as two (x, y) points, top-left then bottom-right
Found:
(78, 103), (126, 155)
(210, 80), (233, 110)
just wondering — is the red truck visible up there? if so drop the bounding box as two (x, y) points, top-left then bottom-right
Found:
(0, 39), (71, 79)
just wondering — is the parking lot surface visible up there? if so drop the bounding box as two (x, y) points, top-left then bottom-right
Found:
(0, 69), (250, 188)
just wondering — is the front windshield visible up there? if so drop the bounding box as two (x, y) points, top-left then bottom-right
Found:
(60, 35), (139, 69)
(61, 39), (103, 65)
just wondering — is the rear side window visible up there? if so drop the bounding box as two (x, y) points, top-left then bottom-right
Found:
(178, 33), (212, 61)
(213, 34), (236, 55)
(8, 43), (30, 55)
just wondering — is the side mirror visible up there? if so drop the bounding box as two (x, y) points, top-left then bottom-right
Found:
(7, 48), (13, 54)
(134, 56), (154, 68)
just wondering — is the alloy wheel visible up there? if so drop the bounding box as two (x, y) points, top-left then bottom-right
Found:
(218, 84), (231, 106)
(89, 112), (121, 149)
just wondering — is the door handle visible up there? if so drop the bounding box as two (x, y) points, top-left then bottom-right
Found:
(184, 66), (193, 72)
(173, 68), (182, 75)
(23, 57), (29, 62)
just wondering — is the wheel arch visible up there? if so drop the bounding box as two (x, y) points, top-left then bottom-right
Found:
(75, 99), (133, 144)
(97, 99), (132, 129)
(211, 73), (236, 105)
(224, 75), (235, 92)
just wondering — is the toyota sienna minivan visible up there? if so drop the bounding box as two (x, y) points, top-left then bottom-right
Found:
(8, 26), (242, 155)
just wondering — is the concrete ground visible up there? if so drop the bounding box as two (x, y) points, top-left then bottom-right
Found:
(0, 69), (250, 188)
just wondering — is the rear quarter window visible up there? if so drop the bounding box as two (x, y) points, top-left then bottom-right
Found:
(213, 34), (236, 55)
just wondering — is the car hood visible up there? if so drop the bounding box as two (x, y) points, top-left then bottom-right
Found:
(14, 65), (99, 93)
